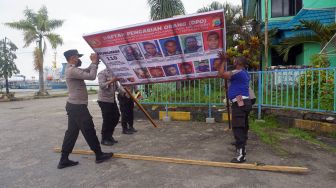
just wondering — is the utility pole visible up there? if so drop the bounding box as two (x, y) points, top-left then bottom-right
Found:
(264, 0), (269, 70)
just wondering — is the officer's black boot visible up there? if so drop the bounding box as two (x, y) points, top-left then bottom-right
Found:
(57, 152), (79, 169)
(128, 124), (137, 133)
(111, 136), (118, 144)
(122, 123), (133, 134)
(230, 147), (246, 163)
(95, 152), (114, 164)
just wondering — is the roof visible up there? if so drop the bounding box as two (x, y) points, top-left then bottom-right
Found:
(266, 8), (336, 30)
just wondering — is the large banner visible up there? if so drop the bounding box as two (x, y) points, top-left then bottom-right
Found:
(83, 10), (225, 85)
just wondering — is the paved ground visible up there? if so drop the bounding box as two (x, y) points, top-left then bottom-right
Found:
(0, 95), (335, 188)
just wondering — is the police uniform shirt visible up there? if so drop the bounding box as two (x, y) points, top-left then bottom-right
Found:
(98, 69), (118, 103)
(65, 63), (98, 105)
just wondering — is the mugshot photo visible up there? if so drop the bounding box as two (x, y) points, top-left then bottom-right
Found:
(140, 40), (163, 59)
(147, 66), (166, 78)
(133, 68), (151, 79)
(178, 62), (195, 75)
(159, 36), (182, 57)
(162, 64), (180, 77)
(194, 59), (210, 73)
(203, 30), (223, 51)
(210, 58), (223, 72)
(119, 44), (144, 61)
(180, 33), (204, 54)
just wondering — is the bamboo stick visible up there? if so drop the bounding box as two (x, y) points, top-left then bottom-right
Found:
(54, 147), (308, 174)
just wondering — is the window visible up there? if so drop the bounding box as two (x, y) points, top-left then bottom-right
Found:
(271, 0), (302, 18)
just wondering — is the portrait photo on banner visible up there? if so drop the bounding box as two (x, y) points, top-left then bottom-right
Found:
(178, 62), (195, 75)
(194, 59), (210, 73)
(162, 64), (180, 77)
(147, 66), (166, 78)
(202, 29), (223, 51)
(159, 36), (183, 57)
(210, 58), (223, 72)
(180, 33), (204, 54)
(119, 43), (144, 61)
(133, 67), (151, 79)
(140, 40), (163, 59)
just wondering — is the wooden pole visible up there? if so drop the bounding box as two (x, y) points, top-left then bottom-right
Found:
(124, 87), (158, 128)
(53, 147), (309, 174)
(224, 79), (231, 129)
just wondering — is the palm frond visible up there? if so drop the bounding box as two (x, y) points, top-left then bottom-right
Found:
(44, 33), (63, 49)
(5, 20), (35, 31)
(278, 34), (320, 61)
(197, 1), (224, 13)
(33, 47), (42, 71)
(299, 20), (334, 44)
(23, 30), (38, 47)
(47, 19), (64, 30)
(148, 0), (185, 20)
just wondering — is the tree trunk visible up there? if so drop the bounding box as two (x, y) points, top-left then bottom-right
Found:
(37, 38), (47, 96)
(5, 76), (9, 94)
(39, 66), (45, 94)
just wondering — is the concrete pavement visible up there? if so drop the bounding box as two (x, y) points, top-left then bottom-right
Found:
(0, 95), (335, 188)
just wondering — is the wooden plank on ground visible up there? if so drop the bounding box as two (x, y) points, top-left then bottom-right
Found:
(53, 147), (308, 174)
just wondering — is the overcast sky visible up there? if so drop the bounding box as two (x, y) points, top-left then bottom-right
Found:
(0, 0), (241, 79)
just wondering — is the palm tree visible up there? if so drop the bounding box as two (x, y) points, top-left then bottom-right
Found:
(276, 20), (336, 62)
(0, 38), (20, 95)
(5, 5), (64, 95)
(147, 0), (185, 20)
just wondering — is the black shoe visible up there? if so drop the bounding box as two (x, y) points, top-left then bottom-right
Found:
(129, 127), (137, 133)
(111, 137), (118, 144)
(230, 148), (246, 163)
(101, 139), (114, 146)
(57, 159), (79, 169)
(122, 130), (133, 134)
(96, 152), (114, 164)
(230, 157), (246, 163)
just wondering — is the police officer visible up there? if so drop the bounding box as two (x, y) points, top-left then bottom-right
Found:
(57, 49), (113, 169)
(118, 86), (138, 134)
(97, 68), (120, 145)
(217, 56), (252, 163)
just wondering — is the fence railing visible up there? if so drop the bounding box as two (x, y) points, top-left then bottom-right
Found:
(138, 67), (336, 117)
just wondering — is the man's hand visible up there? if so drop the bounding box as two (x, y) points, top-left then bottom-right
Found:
(90, 53), (99, 64)
(108, 77), (120, 85)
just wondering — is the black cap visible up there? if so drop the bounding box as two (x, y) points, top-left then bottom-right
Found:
(64, 49), (83, 60)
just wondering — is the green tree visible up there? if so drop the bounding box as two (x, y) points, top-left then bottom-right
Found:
(147, 0), (185, 20)
(276, 20), (336, 62)
(5, 5), (64, 96)
(197, 1), (246, 47)
(0, 38), (20, 95)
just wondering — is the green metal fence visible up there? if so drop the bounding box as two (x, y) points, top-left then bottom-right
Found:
(138, 67), (336, 116)
(255, 67), (336, 113)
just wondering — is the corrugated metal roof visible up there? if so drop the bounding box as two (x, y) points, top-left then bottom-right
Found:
(266, 8), (336, 30)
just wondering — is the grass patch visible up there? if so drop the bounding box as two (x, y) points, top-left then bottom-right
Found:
(287, 128), (323, 145)
(329, 131), (336, 139)
(250, 115), (336, 154)
(250, 116), (280, 145)
(287, 128), (336, 153)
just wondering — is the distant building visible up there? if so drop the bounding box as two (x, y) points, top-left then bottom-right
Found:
(242, 0), (336, 67)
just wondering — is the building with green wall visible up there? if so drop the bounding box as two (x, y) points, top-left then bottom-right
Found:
(242, 0), (336, 67)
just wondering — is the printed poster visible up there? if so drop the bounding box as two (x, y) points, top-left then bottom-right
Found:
(83, 10), (225, 85)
